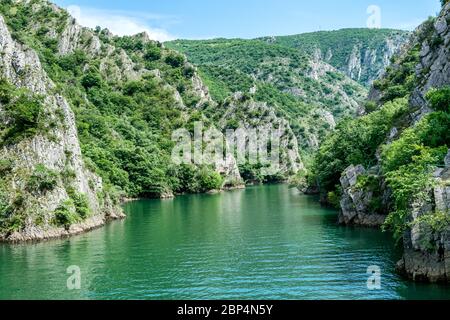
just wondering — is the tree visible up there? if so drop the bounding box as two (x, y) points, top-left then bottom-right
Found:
(426, 86), (450, 112)
(165, 53), (185, 68)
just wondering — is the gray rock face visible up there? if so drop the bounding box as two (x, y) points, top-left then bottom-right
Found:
(399, 150), (450, 283)
(219, 97), (304, 179)
(395, 3), (450, 283)
(399, 229), (450, 283)
(339, 165), (387, 227)
(0, 15), (124, 242)
(410, 3), (450, 119)
(445, 150), (450, 167)
(315, 33), (409, 86)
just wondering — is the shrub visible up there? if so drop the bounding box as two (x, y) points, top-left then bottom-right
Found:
(81, 70), (102, 89)
(165, 53), (185, 68)
(144, 45), (162, 61)
(312, 98), (408, 193)
(426, 86), (450, 112)
(0, 159), (13, 175)
(0, 79), (45, 145)
(198, 168), (223, 192)
(67, 189), (90, 219)
(327, 190), (342, 209)
(0, 182), (13, 232)
(183, 64), (196, 78)
(27, 164), (58, 193)
(53, 200), (79, 229)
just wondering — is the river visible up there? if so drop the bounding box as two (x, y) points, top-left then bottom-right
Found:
(1, 184), (449, 299)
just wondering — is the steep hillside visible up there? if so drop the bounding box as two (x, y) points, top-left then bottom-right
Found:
(311, 2), (450, 282)
(0, 13), (124, 242)
(261, 29), (410, 86)
(0, 0), (248, 241)
(167, 38), (367, 155)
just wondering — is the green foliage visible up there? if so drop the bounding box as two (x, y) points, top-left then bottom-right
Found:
(327, 190), (342, 209)
(380, 103), (450, 239)
(53, 199), (79, 229)
(171, 165), (223, 194)
(0, 79), (46, 145)
(198, 169), (224, 192)
(27, 164), (58, 194)
(81, 69), (103, 89)
(426, 86), (450, 112)
(0, 182), (13, 232)
(0, 160), (13, 175)
(144, 44), (162, 61)
(312, 98), (408, 193)
(412, 211), (450, 234)
(0, 181), (25, 234)
(238, 163), (265, 184)
(165, 53), (185, 68)
(67, 189), (90, 219)
(374, 45), (420, 103)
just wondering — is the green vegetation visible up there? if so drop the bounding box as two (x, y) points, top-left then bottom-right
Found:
(381, 89), (450, 238)
(167, 37), (367, 154)
(0, 0), (227, 202)
(312, 98), (408, 192)
(426, 86), (450, 112)
(53, 199), (80, 229)
(313, 84), (450, 240)
(27, 164), (59, 194)
(310, 7), (449, 241)
(257, 28), (410, 85)
(0, 79), (46, 145)
(67, 188), (91, 219)
(169, 165), (224, 194)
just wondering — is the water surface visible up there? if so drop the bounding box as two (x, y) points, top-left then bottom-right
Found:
(1, 184), (449, 299)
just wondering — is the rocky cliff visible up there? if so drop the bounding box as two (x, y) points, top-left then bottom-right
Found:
(333, 3), (450, 282)
(260, 29), (410, 86)
(0, 0), (246, 241)
(0, 14), (124, 242)
(217, 93), (304, 180)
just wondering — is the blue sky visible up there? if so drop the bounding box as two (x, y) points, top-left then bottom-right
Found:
(52, 0), (442, 41)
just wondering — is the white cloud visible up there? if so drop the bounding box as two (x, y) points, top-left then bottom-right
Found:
(67, 5), (177, 42)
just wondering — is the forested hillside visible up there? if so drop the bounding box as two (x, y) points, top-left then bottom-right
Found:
(167, 29), (407, 157)
(259, 29), (410, 86)
(167, 38), (367, 157)
(311, 2), (450, 282)
(0, 0), (243, 240)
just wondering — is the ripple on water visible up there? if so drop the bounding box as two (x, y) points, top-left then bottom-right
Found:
(1, 185), (450, 300)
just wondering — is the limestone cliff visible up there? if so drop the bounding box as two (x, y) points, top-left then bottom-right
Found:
(259, 29), (410, 86)
(0, 0), (245, 241)
(0, 15), (123, 242)
(336, 3), (450, 282)
(217, 93), (304, 180)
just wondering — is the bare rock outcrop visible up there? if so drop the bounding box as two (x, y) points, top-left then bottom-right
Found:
(339, 165), (387, 227)
(398, 150), (450, 282)
(410, 2), (450, 120)
(0, 15), (123, 243)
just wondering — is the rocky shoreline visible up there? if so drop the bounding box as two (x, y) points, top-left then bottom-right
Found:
(1, 185), (249, 244)
(0, 210), (125, 244)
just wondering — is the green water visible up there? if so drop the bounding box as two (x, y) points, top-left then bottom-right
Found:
(1, 184), (450, 300)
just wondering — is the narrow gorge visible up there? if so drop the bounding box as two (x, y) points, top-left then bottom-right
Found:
(0, 0), (449, 295)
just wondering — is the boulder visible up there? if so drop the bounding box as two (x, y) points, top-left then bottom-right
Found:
(338, 165), (387, 227)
